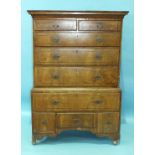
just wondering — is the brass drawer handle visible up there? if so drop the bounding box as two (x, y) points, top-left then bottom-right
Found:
(95, 75), (102, 80)
(96, 52), (102, 59)
(41, 120), (48, 125)
(51, 100), (60, 105)
(94, 99), (103, 104)
(72, 118), (81, 124)
(96, 37), (103, 43)
(106, 121), (112, 125)
(52, 36), (60, 43)
(52, 73), (60, 80)
(52, 52), (60, 60)
(96, 23), (103, 29)
(52, 24), (60, 28)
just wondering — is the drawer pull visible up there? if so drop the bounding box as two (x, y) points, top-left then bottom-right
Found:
(72, 118), (81, 125)
(52, 24), (60, 28)
(96, 52), (102, 59)
(52, 73), (59, 80)
(51, 100), (60, 105)
(95, 75), (102, 80)
(52, 53), (60, 60)
(41, 120), (48, 125)
(96, 37), (103, 43)
(52, 36), (60, 43)
(96, 23), (103, 29)
(106, 121), (112, 125)
(94, 99), (103, 104)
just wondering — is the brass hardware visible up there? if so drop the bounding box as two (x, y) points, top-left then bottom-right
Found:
(95, 75), (102, 80)
(106, 121), (112, 125)
(94, 99), (103, 104)
(52, 73), (59, 80)
(96, 23), (103, 29)
(52, 36), (60, 43)
(51, 100), (60, 105)
(41, 120), (47, 125)
(52, 25), (60, 28)
(72, 118), (81, 125)
(52, 52), (60, 60)
(96, 52), (102, 59)
(96, 37), (103, 43)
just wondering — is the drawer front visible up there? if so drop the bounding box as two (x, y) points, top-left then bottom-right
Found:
(32, 91), (120, 112)
(34, 19), (76, 31)
(97, 112), (120, 133)
(34, 32), (120, 47)
(34, 47), (119, 66)
(32, 113), (55, 133)
(79, 20), (121, 31)
(34, 66), (119, 87)
(57, 113), (96, 129)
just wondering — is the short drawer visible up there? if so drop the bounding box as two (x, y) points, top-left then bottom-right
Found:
(34, 32), (120, 47)
(57, 113), (96, 129)
(34, 47), (120, 66)
(32, 113), (55, 133)
(34, 66), (119, 87)
(34, 19), (76, 31)
(32, 91), (120, 112)
(97, 112), (120, 133)
(78, 20), (121, 31)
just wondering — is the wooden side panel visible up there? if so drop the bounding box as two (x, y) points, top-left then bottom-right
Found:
(34, 66), (119, 87)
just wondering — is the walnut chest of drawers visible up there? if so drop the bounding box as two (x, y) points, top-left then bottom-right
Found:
(28, 10), (128, 144)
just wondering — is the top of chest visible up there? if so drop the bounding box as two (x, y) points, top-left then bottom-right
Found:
(28, 11), (128, 31)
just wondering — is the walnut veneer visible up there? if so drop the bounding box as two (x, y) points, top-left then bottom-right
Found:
(28, 10), (128, 145)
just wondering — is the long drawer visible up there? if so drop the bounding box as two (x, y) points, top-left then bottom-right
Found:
(34, 66), (119, 87)
(34, 47), (120, 66)
(32, 90), (120, 112)
(34, 32), (120, 47)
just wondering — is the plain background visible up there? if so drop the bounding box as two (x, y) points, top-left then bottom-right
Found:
(21, 0), (134, 122)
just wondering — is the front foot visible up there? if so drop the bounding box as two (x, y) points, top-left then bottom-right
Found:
(112, 139), (120, 145)
(32, 136), (36, 145)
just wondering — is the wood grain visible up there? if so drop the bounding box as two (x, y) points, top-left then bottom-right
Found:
(34, 32), (121, 47)
(34, 47), (120, 66)
(28, 10), (128, 144)
(34, 66), (119, 87)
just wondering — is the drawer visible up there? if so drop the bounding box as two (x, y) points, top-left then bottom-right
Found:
(34, 32), (120, 47)
(57, 113), (96, 129)
(32, 113), (55, 133)
(97, 112), (120, 133)
(34, 19), (76, 31)
(32, 91), (120, 112)
(78, 20), (121, 31)
(34, 47), (119, 66)
(34, 66), (119, 87)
